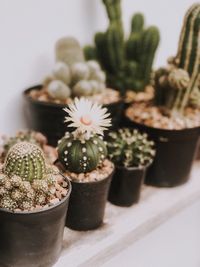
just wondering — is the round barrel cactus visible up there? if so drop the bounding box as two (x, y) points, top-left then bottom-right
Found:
(4, 141), (46, 181)
(58, 133), (107, 173)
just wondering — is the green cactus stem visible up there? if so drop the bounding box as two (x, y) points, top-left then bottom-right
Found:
(84, 1), (160, 93)
(4, 142), (46, 182)
(58, 133), (107, 173)
(176, 4), (200, 76)
(84, 45), (97, 60)
(154, 3), (200, 113)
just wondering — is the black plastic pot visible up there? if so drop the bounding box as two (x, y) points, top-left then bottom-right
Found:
(124, 116), (200, 187)
(66, 171), (113, 231)
(108, 165), (148, 207)
(0, 178), (71, 267)
(24, 85), (124, 147)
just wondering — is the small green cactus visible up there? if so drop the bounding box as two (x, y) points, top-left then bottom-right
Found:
(4, 142), (46, 182)
(107, 128), (155, 167)
(58, 133), (107, 173)
(57, 98), (111, 174)
(55, 37), (84, 66)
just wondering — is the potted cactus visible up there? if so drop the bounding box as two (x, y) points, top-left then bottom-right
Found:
(0, 141), (71, 267)
(125, 3), (200, 187)
(24, 37), (122, 146)
(107, 128), (155, 206)
(57, 98), (114, 231)
(84, 0), (160, 103)
(0, 130), (57, 164)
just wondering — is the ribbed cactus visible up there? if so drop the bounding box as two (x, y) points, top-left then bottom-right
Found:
(4, 142), (46, 181)
(84, 1), (160, 93)
(57, 98), (111, 174)
(176, 4), (200, 76)
(58, 133), (107, 173)
(154, 3), (200, 113)
(107, 128), (155, 167)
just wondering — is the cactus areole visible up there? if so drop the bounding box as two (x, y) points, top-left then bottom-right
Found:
(58, 98), (111, 173)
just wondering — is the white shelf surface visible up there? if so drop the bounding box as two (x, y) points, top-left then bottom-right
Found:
(55, 161), (200, 267)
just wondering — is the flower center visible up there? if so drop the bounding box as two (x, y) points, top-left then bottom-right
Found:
(80, 115), (92, 126)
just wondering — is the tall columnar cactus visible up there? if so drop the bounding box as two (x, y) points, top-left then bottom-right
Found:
(4, 142), (46, 181)
(57, 98), (111, 173)
(84, 1), (160, 93)
(176, 4), (200, 76)
(154, 3), (200, 113)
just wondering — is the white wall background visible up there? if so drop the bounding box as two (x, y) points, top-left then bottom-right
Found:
(0, 0), (194, 134)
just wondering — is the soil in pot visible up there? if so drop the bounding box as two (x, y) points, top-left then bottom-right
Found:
(0, 141), (71, 267)
(124, 103), (200, 187)
(108, 165), (148, 207)
(61, 159), (114, 231)
(24, 85), (123, 146)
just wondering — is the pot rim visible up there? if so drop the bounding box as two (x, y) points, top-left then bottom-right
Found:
(125, 113), (200, 133)
(0, 174), (72, 215)
(24, 85), (123, 108)
(115, 160), (152, 171)
(63, 162), (115, 185)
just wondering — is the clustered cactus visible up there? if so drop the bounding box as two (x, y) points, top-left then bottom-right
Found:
(57, 98), (111, 174)
(107, 128), (155, 168)
(154, 3), (200, 113)
(44, 37), (106, 101)
(0, 141), (64, 211)
(84, 0), (160, 93)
